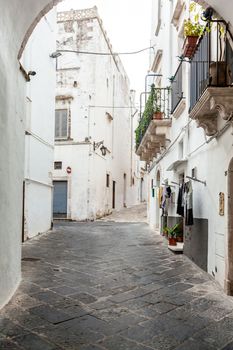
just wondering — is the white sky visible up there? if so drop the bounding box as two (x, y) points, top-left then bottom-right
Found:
(58, 0), (152, 99)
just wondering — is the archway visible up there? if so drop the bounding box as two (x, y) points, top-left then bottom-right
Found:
(226, 158), (233, 295)
(0, 0), (62, 309)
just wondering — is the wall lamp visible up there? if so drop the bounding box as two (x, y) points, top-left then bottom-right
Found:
(93, 140), (107, 156)
(50, 51), (62, 58)
(19, 63), (37, 82)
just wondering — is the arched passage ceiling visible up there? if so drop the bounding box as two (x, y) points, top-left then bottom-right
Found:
(0, 0), (62, 60)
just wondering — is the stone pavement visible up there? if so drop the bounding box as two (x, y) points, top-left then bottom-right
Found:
(100, 203), (147, 223)
(1, 220), (233, 349)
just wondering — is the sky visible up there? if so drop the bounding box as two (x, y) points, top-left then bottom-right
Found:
(58, 0), (153, 100)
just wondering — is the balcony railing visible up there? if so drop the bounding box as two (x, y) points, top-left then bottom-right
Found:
(136, 86), (171, 150)
(190, 20), (233, 111)
(171, 61), (183, 113)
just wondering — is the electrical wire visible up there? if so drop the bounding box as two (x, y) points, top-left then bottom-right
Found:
(57, 45), (155, 56)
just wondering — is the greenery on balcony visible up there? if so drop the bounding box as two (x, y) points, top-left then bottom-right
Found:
(135, 84), (159, 150)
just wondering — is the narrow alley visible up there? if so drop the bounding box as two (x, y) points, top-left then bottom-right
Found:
(1, 206), (233, 350)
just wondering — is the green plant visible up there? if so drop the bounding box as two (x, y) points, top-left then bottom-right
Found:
(184, 18), (204, 37)
(135, 84), (161, 149)
(164, 222), (182, 238)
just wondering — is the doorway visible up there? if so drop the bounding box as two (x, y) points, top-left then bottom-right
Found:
(53, 181), (68, 218)
(112, 181), (116, 209)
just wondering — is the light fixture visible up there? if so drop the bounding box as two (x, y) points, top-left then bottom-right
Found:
(100, 145), (107, 156)
(50, 51), (62, 58)
(202, 7), (214, 21)
(93, 140), (107, 156)
(28, 71), (36, 77)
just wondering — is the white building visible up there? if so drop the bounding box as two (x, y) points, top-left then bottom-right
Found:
(2, 0), (233, 309)
(137, 0), (233, 294)
(53, 7), (141, 221)
(21, 10), (57, 240)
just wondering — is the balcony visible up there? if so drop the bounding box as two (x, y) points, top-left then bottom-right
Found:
(171, 61), (185, 117)
(136, 86), (171, 162)
(189, 20), (233, 136)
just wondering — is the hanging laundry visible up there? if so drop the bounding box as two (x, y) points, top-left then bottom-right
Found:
(184, 181), (194, 226)
(177, 183), (185, 217)
(161, 186), (171, 216)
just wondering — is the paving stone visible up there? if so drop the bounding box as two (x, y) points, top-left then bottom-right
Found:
(78, 346), (105, 350)
(29, 304), (73, 324)
(33, 291), (68, 305)
(98, 335), (153, 350)
(0, 338), (22, 349)
(69, 292), (97, 304)
(174, 339), (216, 350)
(0, 318), (28, 338)
(50, 286), (78, 296)
(222, 341), (233, 350)
(2, 219), (233, 349)
(14, 333), (60, 350)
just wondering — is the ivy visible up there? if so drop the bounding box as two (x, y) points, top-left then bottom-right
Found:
(135, 84), (161, 150)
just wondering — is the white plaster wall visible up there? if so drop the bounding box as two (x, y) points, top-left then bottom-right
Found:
(0, 0), (59, 309)
(22, 10), (56, 239)
(147, 0), (233, 288)
(54, 9), (139, 220)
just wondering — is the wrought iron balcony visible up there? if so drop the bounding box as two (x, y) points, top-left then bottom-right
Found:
(136, 86), (171, 162)
(189, 20), (233, 135)
(171, 61), (184, 115)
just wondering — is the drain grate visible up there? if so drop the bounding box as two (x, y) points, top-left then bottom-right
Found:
(21, 257), (41, 262)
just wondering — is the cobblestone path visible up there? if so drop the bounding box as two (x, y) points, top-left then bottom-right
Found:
(1, 221), (233, 349)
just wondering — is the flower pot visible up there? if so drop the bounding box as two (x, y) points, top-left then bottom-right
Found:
(168, 238), (177, 246)
(183, 36), (199, 59)
(176, 236), (183, 243)
(153, 112), (163, 120)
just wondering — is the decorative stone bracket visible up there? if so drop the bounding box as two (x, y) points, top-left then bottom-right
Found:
(189, 87), (233, 136)
(136, 119), (172, 162)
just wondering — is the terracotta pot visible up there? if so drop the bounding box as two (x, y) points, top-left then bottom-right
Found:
(169, 238), (177, 246)
(183, 36), (199, 59)
(153, 112), (163, 120)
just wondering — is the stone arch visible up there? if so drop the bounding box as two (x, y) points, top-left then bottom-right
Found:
(18, 0), (62, 60)
(226, 158), (233, 295)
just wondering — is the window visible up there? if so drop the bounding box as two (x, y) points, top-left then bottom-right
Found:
(55, 109), (68, 139)
(106, 174), (110, 187)
(54, 161), (62, 170)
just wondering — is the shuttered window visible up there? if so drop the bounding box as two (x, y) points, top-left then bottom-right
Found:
(55, 109), (68, 139)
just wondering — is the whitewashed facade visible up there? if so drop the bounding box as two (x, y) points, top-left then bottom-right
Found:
(137, 0), (233, 294)
(53, 8), (141, 221)
(21, 10), (56, 240)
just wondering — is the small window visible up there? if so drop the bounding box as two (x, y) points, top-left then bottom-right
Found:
(55, 109), (68, 139)
(106, 174), (110, 187)
(54, 161), (62, 170)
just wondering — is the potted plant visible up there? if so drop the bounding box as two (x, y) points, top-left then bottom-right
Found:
(183, 19), (204, 58)
(152, 87), (163, 120)
(175, 222), (184, 242)
(164, 224), (179, 246)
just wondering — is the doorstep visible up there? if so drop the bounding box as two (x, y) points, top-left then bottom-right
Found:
(168, 242), (184, 253)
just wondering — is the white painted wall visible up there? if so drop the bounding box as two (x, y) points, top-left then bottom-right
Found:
(53, 8), (141, 221)
(22, 10), (56, 239)
(147, 0), (233, 288)
(0, 0), (60, 310)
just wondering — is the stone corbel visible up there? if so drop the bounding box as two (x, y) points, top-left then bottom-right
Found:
(210, 96), (233, 121)
(196, 116), (217, 136)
